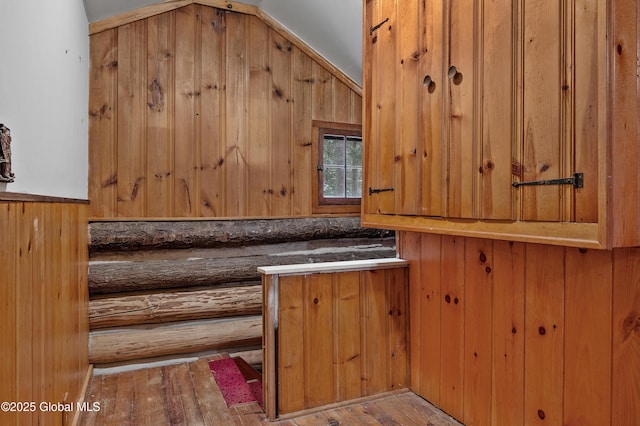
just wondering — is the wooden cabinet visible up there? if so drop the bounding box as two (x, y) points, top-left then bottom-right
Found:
(363, 0), (639, 249)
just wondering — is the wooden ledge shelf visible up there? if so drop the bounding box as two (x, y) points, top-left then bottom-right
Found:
(258, 257), (408, 276)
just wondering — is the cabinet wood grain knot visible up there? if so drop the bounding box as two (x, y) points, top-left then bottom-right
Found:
(622, 312), (640, 341)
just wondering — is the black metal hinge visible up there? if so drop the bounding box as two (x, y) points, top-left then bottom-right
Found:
(368, 187), (394, 195)
(512, 172), (584, 189)
(370, 18), (389, 35)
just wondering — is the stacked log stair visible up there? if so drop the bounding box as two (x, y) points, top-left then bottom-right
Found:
(88, 217), (395, 369)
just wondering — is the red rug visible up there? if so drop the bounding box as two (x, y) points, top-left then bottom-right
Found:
(208, 358), (262, 408)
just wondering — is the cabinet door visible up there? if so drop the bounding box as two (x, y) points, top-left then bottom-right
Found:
(364, 0), (600, 225)
(444, 0), (477, 219)
(364, 0), (397, 215)
(477, 0), (519, 220)
(365, 0), (444, 217)
(519, 0), (599, 223)
(419, 0), (445, 217)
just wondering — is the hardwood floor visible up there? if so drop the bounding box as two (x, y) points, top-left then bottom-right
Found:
(79, 356), (462, 425)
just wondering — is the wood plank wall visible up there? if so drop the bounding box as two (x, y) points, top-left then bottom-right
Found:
(400, 231), (640, 426)
(0, 201), (90, 426)
(89, 4), (362, 219)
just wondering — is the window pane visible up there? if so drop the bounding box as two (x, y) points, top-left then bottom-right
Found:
(346, 137), (362, 167)
(323, 136), (346, 166)
(323, 166), (345, 197)
(346, 167), (362, 198)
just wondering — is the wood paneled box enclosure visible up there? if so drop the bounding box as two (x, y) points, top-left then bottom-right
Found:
(260, 259), (409, 420)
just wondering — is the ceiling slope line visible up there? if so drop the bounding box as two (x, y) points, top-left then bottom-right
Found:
(88, 0), (362, 95)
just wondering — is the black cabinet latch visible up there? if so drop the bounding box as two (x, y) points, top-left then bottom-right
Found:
(370, 18), (389, 35)
(369, 187), (394, 195)
(512, 172), (584, 189)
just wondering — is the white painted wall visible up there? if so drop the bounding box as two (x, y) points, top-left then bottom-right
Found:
(0, 0), (89, 199)
(260, 0), (362, 85)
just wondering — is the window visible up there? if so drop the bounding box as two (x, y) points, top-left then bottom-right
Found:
(312, 121), (362, 214)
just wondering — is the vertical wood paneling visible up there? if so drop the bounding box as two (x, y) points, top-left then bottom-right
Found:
(88, 29), (118, 218)
(349, 91), (362, 125)
(386, 267), (408, 391)
(374, 0), (397, 215)
(419, 0), (443, 217)
(50, 204), (64, 422)
(0, 201), (89, 426)
(612, 248), (640, 425)
(463, 238), (493, 425)
(247, 17), (270, 217)
(0, 204), (17, 426)
(361, 269), (389, 396)
(278, 275), (305, 414)
(225, 11), (249, 217)
(419, 233), (442, 405)
(16, 203), (34, 424)
(362, 0), (375, 217)
(89, 5), (362, 219)
(401, 231), (422, 392)
(270, 32), (293, 216)
(117, 20), (148, 217)
(174, 4), (200, 216)
(445, 0), (477, 219)
(564, 247), (612, 426)
(311, 62), (333, 122)
(31, 203), (45, 425)
(524, 244), (564, 425)
(522, 1), (563, 221)
(76, 204), (90, 400)
(491, 240), (525, 426)
(147, 11), (175, 217)
(401, 231), (640, 425)
(262, 275), (277, 419)
(611, 0), (640, 247)
(334, 272), (361, 401)
(573, 0), (600, 223)
(332, 78), (351, 123)
(439, 235), (465, 418)
(303, 274), (335, 407)
(199, 7), (226, 216)
(395, 0), (420, 215)
(481, 0), (515, 220)
(290, 47), (313, 216)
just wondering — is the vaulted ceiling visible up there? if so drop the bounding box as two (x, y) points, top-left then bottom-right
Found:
(82, 0), (363, 85)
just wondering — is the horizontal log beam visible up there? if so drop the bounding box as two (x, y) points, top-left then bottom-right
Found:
(89, 239), (396, 295)
(90, 284), (262, 329)
(89, 317), (262, 364)
(89, 217), (393, 252)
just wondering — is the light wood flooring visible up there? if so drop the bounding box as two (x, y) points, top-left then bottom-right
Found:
(79, 357), (462, 425)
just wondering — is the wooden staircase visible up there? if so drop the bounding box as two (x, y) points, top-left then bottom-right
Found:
(87, 217), (395, 368)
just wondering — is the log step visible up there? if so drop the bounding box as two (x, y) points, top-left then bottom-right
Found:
(89, 238), (396, 295)
(89, 283), (262, 329)
(89, 317), (262, 365)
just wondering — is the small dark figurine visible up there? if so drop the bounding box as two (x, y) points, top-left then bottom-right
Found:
(0, 123), (15, 182)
